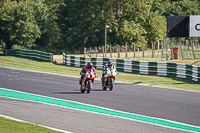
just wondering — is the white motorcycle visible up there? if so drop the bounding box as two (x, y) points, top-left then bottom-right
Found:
(102, 68), (118, 91)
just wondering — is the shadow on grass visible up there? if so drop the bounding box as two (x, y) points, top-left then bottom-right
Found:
(168, 77), (198, 84)
(141, 74), (199, 85)
(132, 82), (143, 84)
(191, 60), (200, 66)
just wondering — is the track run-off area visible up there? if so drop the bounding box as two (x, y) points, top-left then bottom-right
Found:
(0, 67), (200, 133)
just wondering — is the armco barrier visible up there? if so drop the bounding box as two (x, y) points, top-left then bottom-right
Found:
(63, 54), (200, 82)
(6, 49), (53, 62)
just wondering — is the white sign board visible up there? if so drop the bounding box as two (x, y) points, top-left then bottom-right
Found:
(189, 15), (200, 37)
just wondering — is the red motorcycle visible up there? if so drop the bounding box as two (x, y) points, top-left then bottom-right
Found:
(80, 69), (96, 93)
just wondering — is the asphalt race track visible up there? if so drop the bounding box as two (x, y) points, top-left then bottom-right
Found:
(0, 67), (200, 133)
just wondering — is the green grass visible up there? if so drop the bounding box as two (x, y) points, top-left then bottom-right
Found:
(0, 117), (62, 133)
(0, 56), (199, 91)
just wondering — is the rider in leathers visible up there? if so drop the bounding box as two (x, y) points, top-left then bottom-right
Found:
(79, 62), (97, 85)
(102, 61), (115, 85)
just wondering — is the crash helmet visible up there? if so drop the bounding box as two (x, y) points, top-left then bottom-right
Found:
(107, 61), (113, 67)
(87, 62), (93, 69)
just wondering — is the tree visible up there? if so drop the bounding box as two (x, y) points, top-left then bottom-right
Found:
(35, 0), (63, 53)
(0, 0), (42, 49)
(1, 0), (199, 53)
(115, 0), (153, 46)
(145, 11), (166, 44)
(118, 20), (147, 47)
(57, 0), (116, 52)
(152, 0), (200, 16)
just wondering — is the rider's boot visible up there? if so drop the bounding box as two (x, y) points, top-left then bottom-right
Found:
(101, 74), (105, 85)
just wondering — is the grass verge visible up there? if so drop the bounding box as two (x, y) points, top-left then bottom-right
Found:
(0, 116), (62, 133)
(0, 56), (199, 91)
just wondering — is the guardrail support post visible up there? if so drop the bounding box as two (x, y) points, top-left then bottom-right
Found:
(117, 44), (120, 58)
(191, 41), (196, 60)
(152, 42), (154, 58)
(50, 53), (53, 62)
(84, 47), (86, 57)
(95, 46), (97, 57)
(143, 43), (144, 58)
(179, 41), (184, 60)
(110, 44), (112, 58)
(126, 43), (128, 58)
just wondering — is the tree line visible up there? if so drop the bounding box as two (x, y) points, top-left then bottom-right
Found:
(0, 0), (200, 54)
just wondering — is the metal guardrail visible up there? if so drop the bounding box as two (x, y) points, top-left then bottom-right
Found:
(63, 54), (200, 82)
(6, 49), (53, 62)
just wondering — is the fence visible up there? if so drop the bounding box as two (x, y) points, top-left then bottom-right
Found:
(83, 40), (200, 60)
(63, 54), (200, 83)
(6, 49), (53, 62)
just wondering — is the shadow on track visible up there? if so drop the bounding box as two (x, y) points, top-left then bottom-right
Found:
(53, 89), (106, 95)
(91, 89), (105, 92)
(53, 91), (82, 95)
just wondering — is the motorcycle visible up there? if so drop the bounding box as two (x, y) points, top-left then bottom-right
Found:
(102, 68), (118, 91)
(80, 69), (96, 93)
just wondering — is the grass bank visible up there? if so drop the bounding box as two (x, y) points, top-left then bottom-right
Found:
(0, 116), (62, 133)
(0, 56), (199, 91)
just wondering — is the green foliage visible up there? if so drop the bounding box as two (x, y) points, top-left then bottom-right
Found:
(35, 0), (63, 53)
(153, 0), (200, 16)
(57, 0), (116, 52)
(118, 20), (147, 47)
(0, 0), (200, 54)
(0, 0), (62, 53)
(0, 1), (43, 49)
(167, 0), (200, 16)
(145, 11), (166, 43)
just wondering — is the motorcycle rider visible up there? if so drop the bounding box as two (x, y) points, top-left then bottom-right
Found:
(102, 61), (116, 85)
(79, 62), (97, 85)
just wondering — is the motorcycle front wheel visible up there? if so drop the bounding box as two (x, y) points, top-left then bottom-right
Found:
(109, 79), (114, 91)
(102, 84), (107, 90)
(80, 85), (85, 93)
(102, 78), (107, 90)
(87, 81), (91, 93)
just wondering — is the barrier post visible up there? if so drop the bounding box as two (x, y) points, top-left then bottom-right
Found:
(126, 43), (128, 58)
(152, 42), (154, 58)
(191, 41), (196, 60)
(84, 47), (86, 57)
(95, 46), (97, 57)
(110, 44), (112, 58)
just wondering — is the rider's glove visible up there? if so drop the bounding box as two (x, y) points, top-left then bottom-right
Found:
(80, 72), (85, 76)
(116, 71), (118, 75)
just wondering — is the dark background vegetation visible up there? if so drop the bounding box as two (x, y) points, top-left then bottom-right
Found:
(0, 0), (200, 54)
